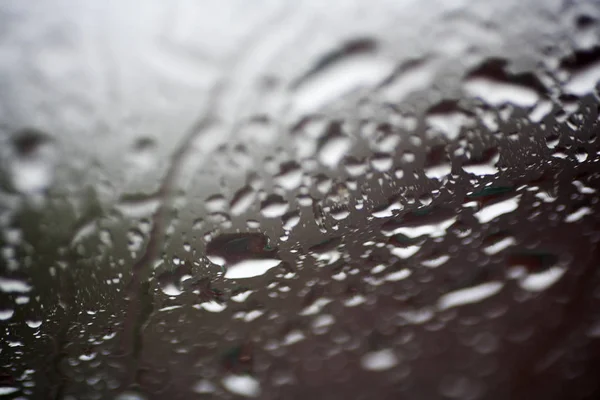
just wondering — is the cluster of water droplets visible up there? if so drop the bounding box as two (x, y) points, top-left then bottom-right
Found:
(2, 1), (600, 399)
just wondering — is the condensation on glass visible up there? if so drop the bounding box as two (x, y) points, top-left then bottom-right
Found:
(1, 1), (600, 399)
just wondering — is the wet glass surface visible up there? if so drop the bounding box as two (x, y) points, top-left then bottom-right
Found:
(2, 1), (600, 399)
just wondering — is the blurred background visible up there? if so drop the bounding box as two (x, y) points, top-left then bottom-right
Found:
(1, 0), (600, 399)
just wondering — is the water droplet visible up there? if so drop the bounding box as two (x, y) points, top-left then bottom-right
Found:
(462, 148), (500, 176)
(0, 387), (19, 396)
(422, 254), (450, 268)
(437, 281), (503, 310)
(274, 162), (303, 190)
(6, 128), (57, 195)
(426, 100), (473, 140)
(463, 59), (543, 107)
(222, 374), (260, 398)
(160, 282), (183, 297)
(382, 209), (456, 239)
(0, 277), (31, 293)
(239, 116), (278, 145)
(473, 195), (520, 224)
(283, 330), (305, 346)
(390, 245), (421, 259)
(79, 352), (97, 361)
(572, 180), (596, 194)
(260, 194), (289, 218)
(129, 136), (157, 170)
(192, 380), (216, 394)
(575, 149), (588, 162)
(116, 194), (161, 219)
(566, 205), (593, 222)
(0, 309), (15, 321)
(424, 145), (452, 179)
(370, 153), (394, 172)
(384, 268), (412, 281)
(529, 99), (553, 122)
(198, 301), (227, 312)
(344, 293), (366, 307)
(439, 374), (479, 399)
(562, 47), (600, 96)
(372, 199), (403, 218)
(206, 233), (281, 279)
(361, 349), (399, 371)
(472, 332), (498, 354)
(230, 186), (256, 216)
(317, 130), (353, 169)
(574, 14), (598, 50)
(343, 156), (368, 177)
(224, 259), (281, 279)
(115, 391), (147, 400)
(379, 57), (438, 102)
(291, 38), (394, 115)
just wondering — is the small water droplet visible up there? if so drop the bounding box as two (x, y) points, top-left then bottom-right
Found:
(193, 380), (216, 394)
(439, 374), (479, 399)
(437, 281), (503, 310)
(115, 391), (147, 400)
(379, 57), (438, 102)
(426, 100), (473, 140)
(129, 136), (157, 170)
(0, 387), (19, 396)
(472, 332), (498, 354)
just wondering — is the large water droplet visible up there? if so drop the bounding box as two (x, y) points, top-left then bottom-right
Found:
(230, 186), (256, 216)
(260, 194), (289, 218)
(463, 59), (543, 107)
(0, 277), (31, 293)
(379, 57), (438, 102)
(360, 349), (399, 371)
(5, 128), (57, 195)
(222, 374), (260, 398)
(562, 47), (600, 96)
(461, 148), (500, 176)
(426, 100), (473, 140)
(206, 233), (281, 279)
(318, 122), (353, 168)
(291, 38), (394, 115)
(437, 281), (503, 310)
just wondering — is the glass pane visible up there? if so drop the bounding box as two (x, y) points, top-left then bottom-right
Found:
(1, 1), (600, 399)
